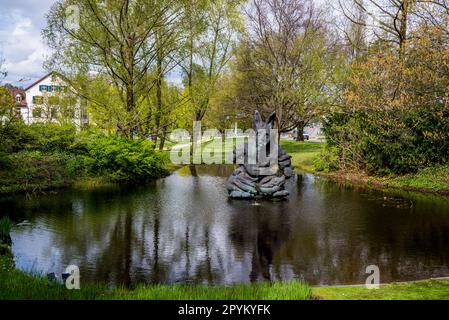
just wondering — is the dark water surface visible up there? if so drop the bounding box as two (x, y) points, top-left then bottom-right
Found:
(2, 165), (449, 287)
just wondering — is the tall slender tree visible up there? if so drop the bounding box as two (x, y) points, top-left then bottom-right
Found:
(179, 0), (244, 122)
(44, 0), (184, 137)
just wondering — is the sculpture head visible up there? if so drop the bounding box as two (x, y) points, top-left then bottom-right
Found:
(254, 111), (276, 131)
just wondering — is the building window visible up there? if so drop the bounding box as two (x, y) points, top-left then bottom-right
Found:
(15, 94), (22, 103)
(39, 85), (47, 92)
(32, 107), (43, 118)
(33, 96), (44, 105)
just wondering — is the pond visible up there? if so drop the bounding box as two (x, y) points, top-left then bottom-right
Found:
(2, 165), (449, 288)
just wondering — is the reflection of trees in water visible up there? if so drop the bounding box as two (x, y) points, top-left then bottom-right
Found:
(44, 175), (233, 287)
(11, 172), (449, 287)
(272, 180), (449, 285)
(188, 165), (236, 177)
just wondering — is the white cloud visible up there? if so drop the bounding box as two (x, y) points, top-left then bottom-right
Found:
(0, 1), (55, 87)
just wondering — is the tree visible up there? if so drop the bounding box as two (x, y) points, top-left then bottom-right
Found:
(231, 0), (342, 140)
(334, 0), (368, 60)
(44, 0), (184, 137)
(0, 87), (15, 123)
(323, 20), (449, 173)
(338, 0), (449, 60)
(36, 89), (80, 125)
(179, 0), (244, 122)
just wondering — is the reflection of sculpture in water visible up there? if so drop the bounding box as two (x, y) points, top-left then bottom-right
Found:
(227, 111), (295, 199)
(229, 202), (292, 282)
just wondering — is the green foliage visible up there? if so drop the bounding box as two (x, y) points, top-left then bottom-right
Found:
(323, 104), (449, 175)
(387, 165), (449, 193)
(32, 108), (42, 118)
(322, 23), (449, 175)
(0, 87), (16, 121)
(0, 151), (76, 194)
(0, 122), (169, 194)
(86, 135), (169, 182)
(28, 123), (77, 152)
(0, 255), (312, 300)
(0, 122), (76, 154)
(313, 146), (339, 173)
(0, 217), (12, 243)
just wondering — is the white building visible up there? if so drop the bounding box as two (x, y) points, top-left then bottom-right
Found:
(14, 72), (87, 126)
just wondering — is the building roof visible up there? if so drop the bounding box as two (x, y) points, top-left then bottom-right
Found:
(6, 87), (28, 108)
(24, 72), (54, 91)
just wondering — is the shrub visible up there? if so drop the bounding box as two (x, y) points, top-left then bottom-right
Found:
(86, 135), (169, 182)
(27, 123), (77, 152)
(322, 24), (449, 175)
(323, 104), (449, 175)
(0, 121), (170, 193)
(0, 151), (75, 193)
(0, 217), (12, 244)
(0, 122), (77, 154)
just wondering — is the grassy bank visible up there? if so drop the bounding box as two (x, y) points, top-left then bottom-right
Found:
(279, 141), (449, 195)
(2, 255), (449, 300)
(323, 166), (449, 196)
(314, 279), (449, 300)
(280, 141), (324, 172)
(0, 256), (312, 300)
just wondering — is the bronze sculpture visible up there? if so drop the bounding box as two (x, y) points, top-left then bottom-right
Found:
(227, 111), (295, 199)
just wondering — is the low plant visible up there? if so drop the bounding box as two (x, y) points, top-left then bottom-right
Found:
(0, 217), (12, 244)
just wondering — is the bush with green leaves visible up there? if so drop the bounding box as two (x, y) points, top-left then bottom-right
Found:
(0, 151), (78, 193)
(27, 123), (77, 152)
(0, 122), (170, 193)
(321, 25), (449, 175)
(322, 104), (449, 175)
(85, 135), (169, 182)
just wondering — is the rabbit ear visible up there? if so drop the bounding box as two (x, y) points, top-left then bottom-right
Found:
(254, 111), (263, 128)
(266, 112), (276, 128)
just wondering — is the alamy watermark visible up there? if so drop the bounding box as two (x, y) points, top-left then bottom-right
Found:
(48, 265), (80, 290)
(365, 265), (380, 289)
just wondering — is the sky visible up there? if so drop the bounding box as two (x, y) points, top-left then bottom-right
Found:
(0, 0), (55, 87)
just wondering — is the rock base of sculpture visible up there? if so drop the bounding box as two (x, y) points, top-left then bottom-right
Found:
(227, 147), (295, 199)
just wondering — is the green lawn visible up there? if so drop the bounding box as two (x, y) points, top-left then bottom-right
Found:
(166, 139), (325, 173)
(0, 256), (312, 300)
(280, 141), (324, 172)
(387, 165), (449, 194)
(313, 279), (449, 300)
(3, 249), (449, 300)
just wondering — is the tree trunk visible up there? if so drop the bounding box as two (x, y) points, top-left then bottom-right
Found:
(296, 122), (306, 142)
(159, 129), (166, 151)
(398, 0), (410, 62)
(155, 31), (163, 141)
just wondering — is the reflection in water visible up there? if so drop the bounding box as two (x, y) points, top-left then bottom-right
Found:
(1, 166), (449, 287)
